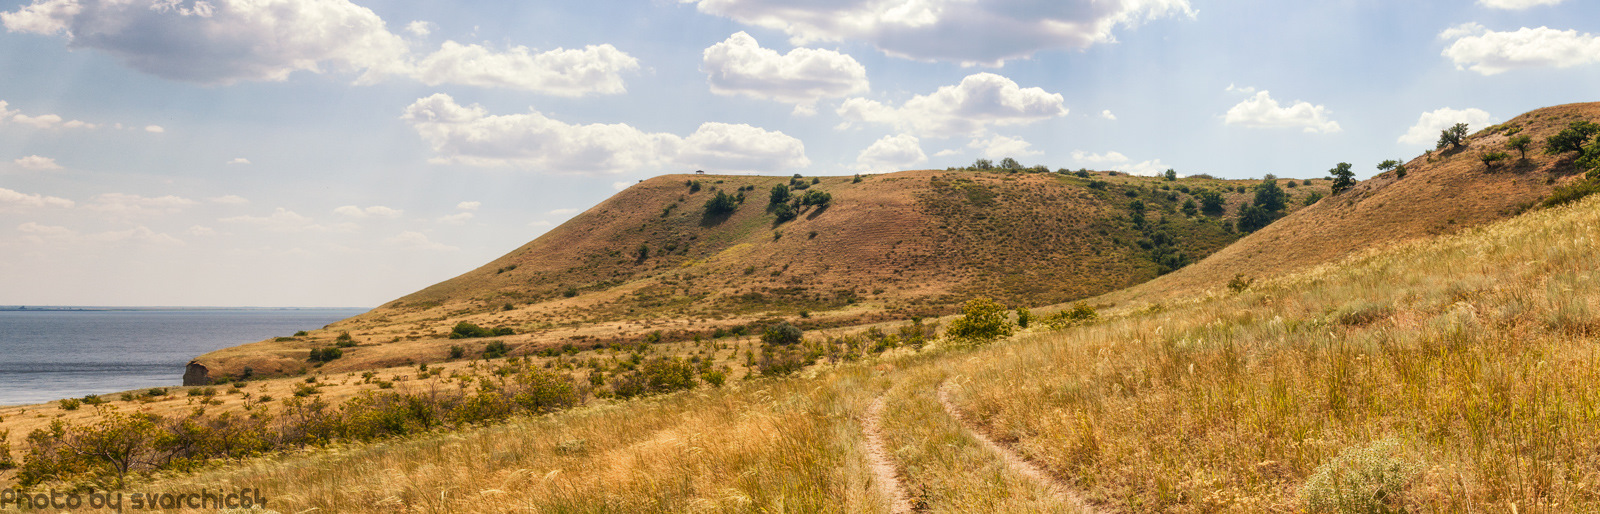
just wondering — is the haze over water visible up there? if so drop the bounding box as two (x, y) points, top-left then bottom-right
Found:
(0, 308), (364, 405)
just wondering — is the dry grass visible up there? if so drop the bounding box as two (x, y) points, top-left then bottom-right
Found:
(945, 193), (1600, 511)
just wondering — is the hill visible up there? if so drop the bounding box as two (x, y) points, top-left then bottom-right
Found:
(1094, 101), (1600, 305)
(186, 169), (1325, 383)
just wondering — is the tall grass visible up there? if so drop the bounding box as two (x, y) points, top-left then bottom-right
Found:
(945, 196), (1600, 510)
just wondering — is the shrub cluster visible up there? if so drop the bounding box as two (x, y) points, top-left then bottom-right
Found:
(449, 322), (513, 339)
(945, 297), (1014, 343)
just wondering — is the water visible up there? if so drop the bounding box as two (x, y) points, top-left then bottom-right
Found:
(0, 308), (366, 405)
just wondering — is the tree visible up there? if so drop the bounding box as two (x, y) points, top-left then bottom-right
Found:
(1253, 178), (1286, 213)
(1507, 135), (1533, 160)
(1436, 122), (1470, 150)
(945, 297), (1013, 343)
(999, 157), (1022, 170)
(768, 184), (790, 204)
(1376, 159), (1400, 172)
(1236, 203), (1275, 232)
(972, 158), (994, 170)
(773, 202), (797, 222)
(1197, 190), (1226, 215)
(1545, 121), (1600, 155)
(1480, 151), (1509, 169)
(1181, 198), (1198, 217)
(1329, 162), (1356, 195)
(703, 191), (738, 215)
(1163, 169), (1178, 181)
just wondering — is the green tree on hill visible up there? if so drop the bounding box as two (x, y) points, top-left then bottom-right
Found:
(1437, 122), (1470, 150)
(1253, 178), (1286, 213)
(1507, 135), (1533, 160)
(1329, 162), (1356, 195)
(703, 191), (739, 216)
(1546, 121), (1600, 155)
(769, 184), (790, 204)
(1197, 190), (1226, 215)
(1164, 169), (1178, 181)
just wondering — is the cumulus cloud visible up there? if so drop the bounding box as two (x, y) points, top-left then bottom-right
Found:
(837, 73), (1066, 137)
(855, 134), (927, 172)
(2, 0), (410, 84)
(1120, 159), (1173, 177)
(226, 157), (251, 165)
(221, 207), (355, 232)
(2, 0), (640, 95)
(1100, 110), (1117, 121)
(1397, 107), (1497, 146)
(1223, 90), (1341, 134)
(86, 192), (196, 215)
(14, 155), (62, 170)
(1439, 23), (1600, 75)
(702, 31), (868, 109)
(686, 0), (1194, 66)
(0, 187), (74, 209)
(144, 125), (165, 133)
(404, 20), (433, 37)
(385, 231), (456, 251)
(402, 93), (810, 174)
(455, 201), (481, 211)
(968, 134), (1039, 158)
(412, 42), (639, 95)
(333, 205), (403, 218)
(12, 113), (97, 129)
(436, 212), (473, 224)
(1478, 0), (1563, 9)
(84, 225), (183, 245)
(17, 221), (76, 238)
(1070, 150), (1130, 164)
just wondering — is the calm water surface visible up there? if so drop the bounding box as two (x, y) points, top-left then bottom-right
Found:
(0, 308), (364, 405)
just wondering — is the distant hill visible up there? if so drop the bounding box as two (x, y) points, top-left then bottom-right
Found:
(1095, 101), (1600, 305)
(188, 169), (1323, 383)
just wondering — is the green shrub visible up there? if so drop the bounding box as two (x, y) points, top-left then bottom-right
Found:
(761, 322), (804, 346)
(1015, 307), (1033, 329)
(450, 322), (511, 339)
(1043, 303), (1099, 330)
(483, 341), (510, 359)
(1299, 438), (1419, 513)
(703, 191), (739, 216)
(1545, 120), (1600, 154)
(801, 189), (831, 207)
(769, 184), (791, 204)
(945, 297), (1014, 343)
(449, 345), (465, 359)
(1228, 274), (1255, 293)
(773, 202), (797, 222)
(59, 399), (81, 411)
(308, 347), (342, 362)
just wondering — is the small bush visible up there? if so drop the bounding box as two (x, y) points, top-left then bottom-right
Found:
(308, 347), (342, 362)
(1228, 274), (1255, 293)
(1043, 303), (1099, 330)
(450, 322), (511, 339)
(703, 191), (739, 216)
(1015, 307), (1033, 329)
(1299, 438), (1419, 513)
(483, 341), (511, 359)
(449, 345), (465, 359)
(58, 399), (81, 411)
(945, 297), (1014, 343)
(761, 322), (804, 346)
(773, 202), (797, 222)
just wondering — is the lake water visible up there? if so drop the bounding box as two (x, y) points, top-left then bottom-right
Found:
(0, 308), (365, 405)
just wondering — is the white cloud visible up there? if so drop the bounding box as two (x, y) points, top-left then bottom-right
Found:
(1223, 90), (1341, 134)
(1478, 0), (1563, 9)
(933, 148), (961, 157)
(144, 125), (164, 133)
(86, 192), (196, 215)
(227, 157), (251, 165)
(85, 225), (183, 245)
(855, 134), (927, 172)
(0, 187), (74, 209)
(333, 205), (403, 218)
(1440, 24), (1600, 75)
(221, 207), (355, 232)
(455, 201), (481, 211)
(1120, 159), (1173, 177)
(17, 221), (75, 237)
(186, 225), (217, 236)
(968, 134), (1039, 158)
(412, 41), (639, 95)
(677, 122), (810, 173)
(2, 0), (411, 84)
(2, 0), (640, 95)
(1397, 107), (1497, 146)
(1071, 150), (1130, 164)
(11, 113), (97, 129)
(404, 20), (434, 37)
(702, 31), (868, 109)
(14, 155), (62, 170)
(208, 195), (250, 204)
(837, 73), (1067, 137)
(436, 212), (474, 224)
(385, 231), (456, 251)
(0, 100), (14, 119)
(1100, 110), (1116, 121)
(685, 0), (1194, 66)
(403, 93), (810, 174)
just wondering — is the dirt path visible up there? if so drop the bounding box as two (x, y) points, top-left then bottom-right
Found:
(938, 381), (1099, 513)
(863, 395), (915, 513)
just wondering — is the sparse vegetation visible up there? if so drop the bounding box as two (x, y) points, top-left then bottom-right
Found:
(1329, 161), (1356, 195)
(944, 297), (1013, 343)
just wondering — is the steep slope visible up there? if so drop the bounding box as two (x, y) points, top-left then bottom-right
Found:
(1095, 101), (1600, 305)
(188, 169), (1323, 382)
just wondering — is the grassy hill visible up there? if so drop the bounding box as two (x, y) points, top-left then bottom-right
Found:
(186, 169), (1325, 383)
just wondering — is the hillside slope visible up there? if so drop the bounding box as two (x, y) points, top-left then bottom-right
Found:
(188, 169), (1322, 382)
(1096, 101), (1600, 305)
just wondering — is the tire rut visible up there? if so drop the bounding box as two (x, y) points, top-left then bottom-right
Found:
(938, 381), (1100, 513)
(863, 394), (916, 513)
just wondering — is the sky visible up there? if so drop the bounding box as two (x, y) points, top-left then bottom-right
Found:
(1, 0), (1597, 307)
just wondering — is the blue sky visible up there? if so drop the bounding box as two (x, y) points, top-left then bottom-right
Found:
(2, 0), (1597, 307)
